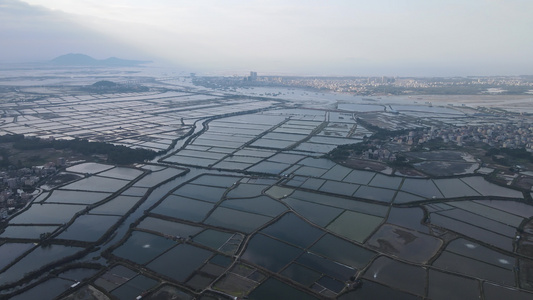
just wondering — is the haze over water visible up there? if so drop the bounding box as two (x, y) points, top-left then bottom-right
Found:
(1, 0), (532, 76)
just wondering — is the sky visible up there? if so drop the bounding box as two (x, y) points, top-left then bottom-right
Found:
(1, 0), (533, 76)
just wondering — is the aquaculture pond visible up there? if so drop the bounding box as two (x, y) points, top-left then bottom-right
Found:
(0, 225), (60, 239)
(9, 204), (85, 224)
(56, 214), (121, 242)
(2, 103), (533, 299)
(146, 244), (213, 282)
(366, 224), (443, 263)
(10, 277), (73, 300)
(0, 245), (84, 286)
(137, 217), (203, 237)
(363, 256), (426, 297)
(43, 190), (112, 205)
(113, 231), (177, 265)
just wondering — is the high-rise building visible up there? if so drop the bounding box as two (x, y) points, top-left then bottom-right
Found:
(250, 71), (257, 81)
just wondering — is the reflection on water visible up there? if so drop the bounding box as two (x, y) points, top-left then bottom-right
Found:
(428, 269), (480, 300)
(113, 231), (176, 265)
(247, 277), (319, 300)
(363, 256), (426, 296)
(10, 278), (73, 300)
(0, 245), (84, 286)
(147, 244), (213, 282)
(1, 93), (532, 299)
(366, 224), (442, 263)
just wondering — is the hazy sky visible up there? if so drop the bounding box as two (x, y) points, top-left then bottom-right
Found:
(2, 0), (533, 76)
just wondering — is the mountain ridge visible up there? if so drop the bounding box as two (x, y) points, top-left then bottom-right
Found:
(51, 53), (151, 66)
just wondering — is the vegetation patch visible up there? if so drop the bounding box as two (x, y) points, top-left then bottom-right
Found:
(0, 134), (157, 166)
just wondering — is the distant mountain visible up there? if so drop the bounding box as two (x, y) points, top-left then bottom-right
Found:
(50, 53), (151, 66)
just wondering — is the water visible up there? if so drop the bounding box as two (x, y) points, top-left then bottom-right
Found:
(97, 168), (216, 253)
(363, 256), (426, 296)
(300, 177), (326, 190)
(221, 196), (287, 217)
(393, 191), (425, 204)
(110, 274), (159, 300)
(146, 285), (195, 300)
(0, 245), (84, 286)
(268, 153), (306, 164)
(483, 282), (533, 300)
(428, 269), (480, 300)
(194, 229), (235, 251)
(251, 138), (294, 149)
(338, 103), (385, 112)
(293, 166), (328, 177)
(297, 252), (355, 281)
(433, 178), (480, 198)
(338, 279), (420, 300)
(0, 243), (34, 270)
(56, 215), (120, 242)
(295, 142), (337, 153)
(147, 244), (213, 282)
(437, 209), (516, 237)
(44, 190), (112, 205)
(204, 207), (273, 233)
(280, 263), (322, 287)
(152, 118), (209, 162)
(353, 186), (396, 203)
(217, 155), (262, 164)
(10, 277), (73, 300)
(429, 213), (513, 251)
(368, 174), (403, 190)
(366, 224), (443, 263)
(436, 238), (516, 284)
(173, 184), (227, 203)
(241, 234), (303, 273)
(0, 225), (60, 239)
(58, 267), (99, 282)
(98, 167), (144, 180)
(66, 162), (114, 174)
(262, 132), (307, 141)
(94, 265), (137, 291)
(178, 149), (228, 160)
(474, 199), (533, 219)
(321, 165), (353, 181)
(326, 211), (384, 243)
(136, 217), (203, 237)
(282, 197), (342, 227)
(226, 183), (269, 198)
(309, 136), (356, 145)
(386, 207), (429, 233)
(61, 176), (129, 193)
(112, 231), (177, 265)
(133, 167), (187, 187)
(319, 180), (360, 196)
(343, 169), (376, 185)
(261, 213), (324, 248)
(121, 186), (149, 196)
(400, 178), (443, 199)
(90, 195), (141, 215)
(9, 204), (85, 224)
(310, 234), (376, 269)
(448, 201), (524, 227)
(247, 277), (319, 300)
(152, 195), (215, 222)
(264, 186), (294, 199)
(291, 192), (388, 217)
(247, 161), (291, 174)
(189, 174), (241, 187)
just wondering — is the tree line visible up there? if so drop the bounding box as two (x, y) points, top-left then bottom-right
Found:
(0, 134), (157, 165)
